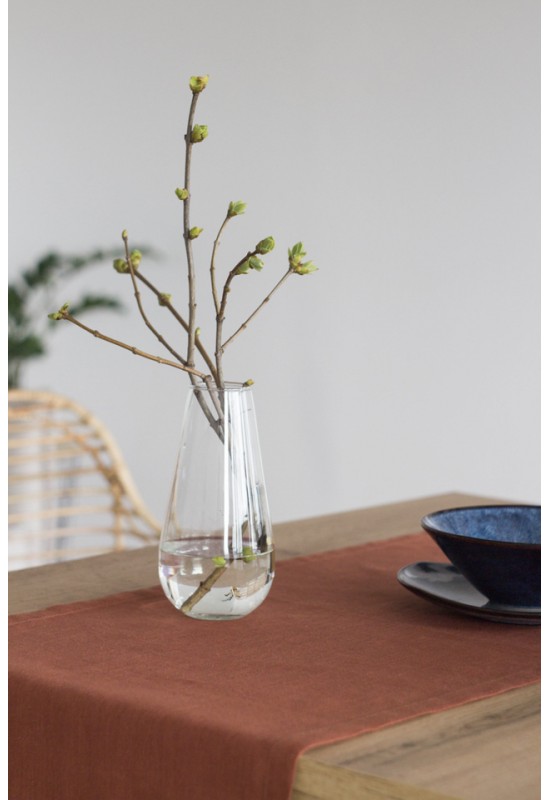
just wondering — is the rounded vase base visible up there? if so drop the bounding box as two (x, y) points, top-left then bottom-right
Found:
(182, 611), (248, 621)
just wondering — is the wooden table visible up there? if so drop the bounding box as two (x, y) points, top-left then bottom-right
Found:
(9, 492), (540, 800)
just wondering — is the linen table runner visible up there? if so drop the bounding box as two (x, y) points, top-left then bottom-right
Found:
(9, 533), (540, 800)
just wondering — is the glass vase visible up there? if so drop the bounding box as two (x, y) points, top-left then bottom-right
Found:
(159, 382), (274, 620)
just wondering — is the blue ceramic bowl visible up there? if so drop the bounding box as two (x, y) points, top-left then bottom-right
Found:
(421, 505), (541, 608)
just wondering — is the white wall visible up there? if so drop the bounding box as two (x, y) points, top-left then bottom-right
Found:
(9, 0), (540, 526)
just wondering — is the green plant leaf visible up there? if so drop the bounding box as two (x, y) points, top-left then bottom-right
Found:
(248, 256), (264, 271)
(228, 200), (247, 218)
(8, 333), (45, 361)
(22, 253), (63, 288)
(69, 295), (124, 317)
(8, 286), (27, 325)
(293, 260), (318, 276)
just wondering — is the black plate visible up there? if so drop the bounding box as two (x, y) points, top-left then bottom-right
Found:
(397, 562), (540, 625)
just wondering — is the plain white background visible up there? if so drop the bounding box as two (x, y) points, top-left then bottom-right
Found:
(9, 0), (541, 526)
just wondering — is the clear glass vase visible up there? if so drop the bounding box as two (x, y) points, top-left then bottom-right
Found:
(159, 382), (274, 620)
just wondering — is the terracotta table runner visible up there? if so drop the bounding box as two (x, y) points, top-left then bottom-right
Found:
(9, 533), (540, 800)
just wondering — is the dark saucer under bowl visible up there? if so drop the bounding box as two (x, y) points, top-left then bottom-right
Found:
(420, 505), (541, 608)
(397, 562), (541, 625)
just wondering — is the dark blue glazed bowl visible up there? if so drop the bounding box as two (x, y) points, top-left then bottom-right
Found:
(421, 505), (541, 608)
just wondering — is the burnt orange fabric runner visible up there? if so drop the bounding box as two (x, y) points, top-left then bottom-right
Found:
(9, 533), (540, 800)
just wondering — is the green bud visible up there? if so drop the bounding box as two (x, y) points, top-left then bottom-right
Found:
(248, 256), (264, 271)
(189, 75), (209, 94)
(243, 379), (254, 387)
(256, 236), (275, 255)
(130, 250), (142, 269)
(121, 229), (128, 240)
(236, 256), (263, 275)
(188, 227), (203, 240)
(288, 242), (306, 268)
(175, 187), (189, 201)
(228, 200), (247, 218)
(113, 258), (129, 274)
(293, 260), (318, 276)
(158, 293), (172, 306)
(190, 124), (208, 143)
(212, 556), (227, 567)
(47, 302), (70, 321)
(287, 242), (317, 275)
(242, 545), (255, 564)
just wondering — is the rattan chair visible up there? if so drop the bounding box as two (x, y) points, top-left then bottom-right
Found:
(8, 389), (161, 570)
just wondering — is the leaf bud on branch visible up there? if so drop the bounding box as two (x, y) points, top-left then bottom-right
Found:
(242, 545), (256, 563)
(113, 258), (129, 274)
(189, 75), (209, 94)
(235, 256), (264, 275)
(129, 250), (142, 270)
(228, 200), (247, 218)
(188, 227), (203, 240)
(190, 124), (208, 143)
(175, 188), (189, 200)
(48, 302), (70, 320)
(288, 242), (318, 275)
(256, 236), (275, 255)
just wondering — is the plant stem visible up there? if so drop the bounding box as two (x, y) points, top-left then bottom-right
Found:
(60, 313), (208, 379)
(210, 214), (230, 316)
(180, 563), (228, 615)
(215, 249), (258, 387)
(135, 272), (218, 381)
(123, 235), (188, 369)
(223, 268), (293, 349)
(184, 93), (200, 368)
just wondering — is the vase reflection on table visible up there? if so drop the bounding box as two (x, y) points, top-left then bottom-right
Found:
(159, 382), (274, 620)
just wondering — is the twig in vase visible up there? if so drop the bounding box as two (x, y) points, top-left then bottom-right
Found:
(179, 562), (228, 615)
(183, 92), (201, 370)
(48, 73), (318, 613)
(50, 306), (208, 378)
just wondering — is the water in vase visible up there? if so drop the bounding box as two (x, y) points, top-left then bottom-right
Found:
(159, 537), (274, 620)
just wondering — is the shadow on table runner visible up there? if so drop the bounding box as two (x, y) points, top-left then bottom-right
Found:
(9, 533), (540, 800)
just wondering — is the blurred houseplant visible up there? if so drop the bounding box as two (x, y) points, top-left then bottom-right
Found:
(8, 249), (133, 388)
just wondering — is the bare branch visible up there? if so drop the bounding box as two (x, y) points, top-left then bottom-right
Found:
(60, 313), (209, 379)
(135, 271), (218, 381)
(223, 268), (293, 350)
(179, 563), (228, 614)
(183, 92), (200, 368)
(210, 214), (231, 316)
(122, 234), (188, 369)
(215, 249), (258, 386)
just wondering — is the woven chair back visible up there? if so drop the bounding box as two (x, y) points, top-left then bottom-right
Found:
(8, 389), (160, 570)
